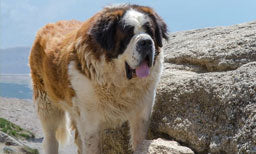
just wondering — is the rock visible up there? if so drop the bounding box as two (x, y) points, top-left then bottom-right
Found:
(2, 146), (18, 154)
(102, 21), (256, 154)
(134, 138), (194, 154)
(0, 131), (38, 154)
(0, 131), (22, 146)
(0, 131), (22, 154)
(164, 21), (256, 73)
(151, 21), (256, 153)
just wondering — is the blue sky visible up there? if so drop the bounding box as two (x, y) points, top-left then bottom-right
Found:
(1, 0), (256, 49)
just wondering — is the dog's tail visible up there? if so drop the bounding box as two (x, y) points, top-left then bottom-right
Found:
(55, 113), (71, 145)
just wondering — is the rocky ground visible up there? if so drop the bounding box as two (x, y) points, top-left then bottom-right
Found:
(0, 97), (77, 154)
(1, 21), (256, 154)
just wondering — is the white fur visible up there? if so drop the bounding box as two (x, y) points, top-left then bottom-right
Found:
(68, 61), (96, 102)
(122, 9), (150, 34)
(105, 3), (129, 9)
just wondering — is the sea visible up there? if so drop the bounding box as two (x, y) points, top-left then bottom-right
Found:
(0, 74), (33, 99)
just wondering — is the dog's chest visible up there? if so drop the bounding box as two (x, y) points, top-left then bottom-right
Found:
(68, 62), (146, 120)
(72, 77), (144, 111)
(71, 80), (146, 124)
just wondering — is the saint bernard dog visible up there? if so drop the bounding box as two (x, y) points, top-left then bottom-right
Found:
(29, 4), (168, 154)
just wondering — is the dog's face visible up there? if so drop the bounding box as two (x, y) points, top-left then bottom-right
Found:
(89, 5), (168, 80)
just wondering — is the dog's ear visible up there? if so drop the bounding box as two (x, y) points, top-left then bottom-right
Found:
(89, 15), (119, 51)
(154, 15), (168, 47)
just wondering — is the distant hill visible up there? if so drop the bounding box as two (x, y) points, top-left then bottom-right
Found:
(0, 47), (31, 74)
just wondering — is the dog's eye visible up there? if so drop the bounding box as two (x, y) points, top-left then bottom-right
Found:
(143, 22), (153, 37)
(123, 25), (134, 34)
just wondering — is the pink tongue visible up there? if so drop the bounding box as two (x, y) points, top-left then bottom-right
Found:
(135, 62), (150, 78)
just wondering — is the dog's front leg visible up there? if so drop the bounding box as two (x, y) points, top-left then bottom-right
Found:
(129, 113), (150, 151)
(77, 114), (101, 154)
(128, 90), (155, 151)
(83, 130), (100, 154)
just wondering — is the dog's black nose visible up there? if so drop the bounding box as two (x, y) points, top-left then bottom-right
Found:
(137, 39), (152, 51)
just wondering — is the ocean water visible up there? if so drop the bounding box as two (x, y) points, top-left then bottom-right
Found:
(0, 83), (33, 99)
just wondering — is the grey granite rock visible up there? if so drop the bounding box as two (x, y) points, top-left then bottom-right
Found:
(151, 21), (256, 153)
(0, 131), (38, 154)
(164, 21), (256, 73)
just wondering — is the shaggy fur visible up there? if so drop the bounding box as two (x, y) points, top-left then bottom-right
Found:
(29, 4), (168, 154)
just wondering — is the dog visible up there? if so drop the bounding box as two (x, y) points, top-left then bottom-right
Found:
(29, 4), (168, 154)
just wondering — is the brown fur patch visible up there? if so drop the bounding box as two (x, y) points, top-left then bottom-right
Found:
(30, 20), (82, 105)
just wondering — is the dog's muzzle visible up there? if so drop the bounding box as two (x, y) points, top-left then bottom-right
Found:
(136, 38), (154, 67)
(125, 38), (154, 80)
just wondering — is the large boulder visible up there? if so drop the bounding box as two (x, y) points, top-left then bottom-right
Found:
(151, 21), (256, 153)
(152, 62), (256, 153)
(103, 21), (256, 154)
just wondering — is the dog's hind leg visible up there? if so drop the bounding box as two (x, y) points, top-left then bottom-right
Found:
(35, 91), (68, 154)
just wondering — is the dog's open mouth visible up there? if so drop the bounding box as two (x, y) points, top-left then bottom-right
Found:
(125, 57), (151, 80)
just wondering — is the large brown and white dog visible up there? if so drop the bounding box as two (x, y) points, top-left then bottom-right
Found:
(29, 4), (168, 154)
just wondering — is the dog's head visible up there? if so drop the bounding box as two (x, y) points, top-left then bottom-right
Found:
(87, 4), (168, 80)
